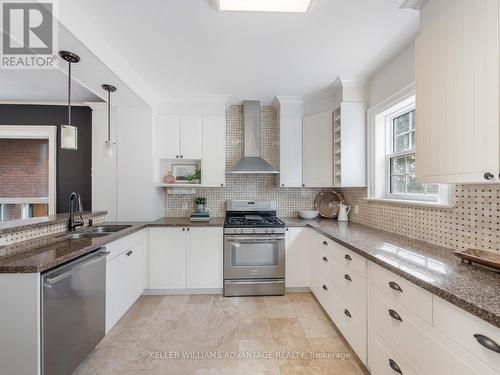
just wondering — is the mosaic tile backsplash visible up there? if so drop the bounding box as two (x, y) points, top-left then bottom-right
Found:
(165, 105), (325, 217)
(165, 105), (500, 253)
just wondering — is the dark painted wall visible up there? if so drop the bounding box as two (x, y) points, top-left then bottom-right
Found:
(0, 104), (92, 213)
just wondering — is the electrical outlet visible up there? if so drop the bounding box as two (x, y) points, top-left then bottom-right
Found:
(354, 205), (359, 214)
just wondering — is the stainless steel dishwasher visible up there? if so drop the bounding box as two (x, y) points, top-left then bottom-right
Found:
(41, 248), (108, 375)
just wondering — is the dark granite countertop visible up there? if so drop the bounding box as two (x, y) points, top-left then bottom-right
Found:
(283, 217), (500, 329)
(0, 211), (108, 235)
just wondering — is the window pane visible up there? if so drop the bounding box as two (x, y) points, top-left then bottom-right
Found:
(392, 156), (406, 175)
(393, 112), (411, 135)
(407, 175), (425, 194)
(391, 176), (406, 194)
(394, 133), (410, 153)
(2, 204), (22, 222)
(411, 131), (416, 150)
(410, 110), (416, 130)
(426, 184), (440, 195)
(407, 154), (416, 174)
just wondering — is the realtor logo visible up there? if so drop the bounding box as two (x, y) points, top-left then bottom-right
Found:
(0, 0), (58, 69)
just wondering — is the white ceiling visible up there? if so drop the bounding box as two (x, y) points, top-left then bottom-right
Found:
(0, 69), (101, 103)
(71, 0), (420, 103)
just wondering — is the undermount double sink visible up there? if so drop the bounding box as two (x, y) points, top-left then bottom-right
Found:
(56, 225), (132, 241)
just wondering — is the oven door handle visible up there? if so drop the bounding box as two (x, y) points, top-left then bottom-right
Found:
(225, 235), (285, 241)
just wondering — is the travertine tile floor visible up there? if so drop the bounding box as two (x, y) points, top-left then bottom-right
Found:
(74, 293), (367, 375)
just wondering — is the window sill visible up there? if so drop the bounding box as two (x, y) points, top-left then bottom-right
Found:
(365, 197), (455, 209)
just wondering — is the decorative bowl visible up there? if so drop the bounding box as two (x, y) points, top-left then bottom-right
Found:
(298, 210), (319, 220)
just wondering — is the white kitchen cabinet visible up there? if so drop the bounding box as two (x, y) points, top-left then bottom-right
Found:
(202, 116), (226, 187)
(149, 227), (223, 291)
(156, 114), (203, 160)
(277, 117), (303, 187)
(187, 227), (223, 288)
(302, 112), (333, 187)
(333, 102), (367, 187)
(180, 116), (203, 159)
(149, 227), (187, 289)
(105, 230), (148, 332)
(285, 227), (308, 287)
(416, 0), (500, 184)
(157, 114), (181, 159)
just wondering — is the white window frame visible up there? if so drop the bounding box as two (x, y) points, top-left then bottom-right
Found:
(0, 125), (57, 216)
(367, 84), (453, 207)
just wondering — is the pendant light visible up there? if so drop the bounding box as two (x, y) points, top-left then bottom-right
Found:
(102, 84), (117, 157)
(59, 51), (80, 150)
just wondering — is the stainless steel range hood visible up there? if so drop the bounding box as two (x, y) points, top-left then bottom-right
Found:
(229, 100), (279, 174)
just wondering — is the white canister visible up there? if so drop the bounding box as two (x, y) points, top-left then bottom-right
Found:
(337, 204), (351, 222)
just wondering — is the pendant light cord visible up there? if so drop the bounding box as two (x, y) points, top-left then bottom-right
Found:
(107, 90), (111, 142)
(68, 60), (71, 126)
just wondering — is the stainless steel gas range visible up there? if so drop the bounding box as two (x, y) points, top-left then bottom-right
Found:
(223, 200), (286, 297)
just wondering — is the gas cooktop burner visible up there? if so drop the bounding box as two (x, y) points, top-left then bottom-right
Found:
(225, 216), (285, 228)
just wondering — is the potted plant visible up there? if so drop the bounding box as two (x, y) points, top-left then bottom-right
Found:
(195, 197), (207, 213)
(186, 169), (201, 184)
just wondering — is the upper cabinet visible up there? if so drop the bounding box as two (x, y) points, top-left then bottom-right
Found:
(157, 114), (203, 160)
(333, 103), (367, 187)
(202, 115), (226, 187)
(416, 0), (500, 184)
(277, 117), (303, 187)
(303, 111), (333, 187)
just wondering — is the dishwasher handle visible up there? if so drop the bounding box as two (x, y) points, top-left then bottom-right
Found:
(44, 249), (110, 285)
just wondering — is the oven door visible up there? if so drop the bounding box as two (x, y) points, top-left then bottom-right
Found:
(224, 234), (285, 279)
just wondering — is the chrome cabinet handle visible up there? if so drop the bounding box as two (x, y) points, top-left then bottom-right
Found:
(344, 309), (351, 318)
(322, 256), (328, 262)
(322, 241), (328, 246)
(126, 250), (133, 256)
(388, 309), (403, 322)
(389, 359), (402, 374)
(474, 334), (500, 353)
(344, 254), (352, 261)
(389, 281), (403, 292)
(322, 284), (328, 291)
(344, 274), (352, 282)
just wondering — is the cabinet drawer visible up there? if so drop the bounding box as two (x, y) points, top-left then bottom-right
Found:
(371, 263), (432, 324)
(331, 242), (367, 278)
(330, 259), (367, 315)
(105, 230), (147, 262)
(371, 333), (422, 375)
(433, 296), (500, 372)
(372, 288), (433, 373)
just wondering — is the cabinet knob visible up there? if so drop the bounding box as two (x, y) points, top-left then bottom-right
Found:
(484, 172), (495, 180)
(322, 256), (328, 262)
(344, 274), (352, 282)
(388, 281), (403, 293)
(221, 184), (224, 187)
(388, 359), (402, 374)
(187, 228), (190, 231)
(181, 155), (184, 158)
(344, 309), (351, 318)
(302, 184), (305, 187)
(322, 284), (328, 291)
(473, 334), (500, 353)
(282, 184), (285, 187)
(322, 241), (328, 246)
(182, 227), (185, 231)
(176, 155), (179, 158)
(126, 250), (133, 256)
(344, 254), (352, 261)
(388, 309), (403, 322)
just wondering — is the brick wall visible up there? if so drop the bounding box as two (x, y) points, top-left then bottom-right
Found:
(0, 139), (49, 198)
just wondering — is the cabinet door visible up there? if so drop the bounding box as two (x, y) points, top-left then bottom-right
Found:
(180, 115), (203, 159)
(285, 227), (308, 287)
(416, 0), (500, 184)
(106, 252), (129, 332)
(202, 116), (226, 187)
(187, 227), (223, 288)
(302, 112), (333, 187)
(279, 117), (303, 187)
(157, 114), (181, 159)
(149, 227), (187, 289)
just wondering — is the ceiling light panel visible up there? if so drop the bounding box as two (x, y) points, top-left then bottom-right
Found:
(214, 0), (313, 13)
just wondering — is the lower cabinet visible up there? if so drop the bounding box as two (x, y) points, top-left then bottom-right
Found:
(106, 230), (148, 332)
(149, 227), (223, 290)
(285, 227), (309, 288)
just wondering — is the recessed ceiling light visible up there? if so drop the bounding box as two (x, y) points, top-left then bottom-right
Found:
(212, 0), (313, 13)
